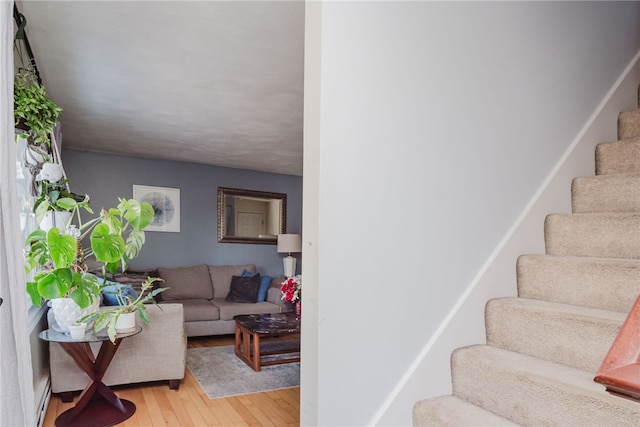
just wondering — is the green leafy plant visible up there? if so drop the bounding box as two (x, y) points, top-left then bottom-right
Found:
(14, 71), (62, 146)
(33, 179), (87, 223)
(25, 198), (155, 310)
(79, 278), (168, 342)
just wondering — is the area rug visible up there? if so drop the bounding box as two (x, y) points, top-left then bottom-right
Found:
(186, 344), (300, 399)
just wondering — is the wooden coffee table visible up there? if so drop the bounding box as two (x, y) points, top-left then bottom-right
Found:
(234, 312), (300, 372)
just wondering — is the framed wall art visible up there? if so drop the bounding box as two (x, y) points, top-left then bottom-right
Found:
(133, 185), (181, 232)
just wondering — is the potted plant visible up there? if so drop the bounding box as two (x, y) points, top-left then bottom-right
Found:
(79, 277), (168, 342)
(14, 70), (62, 147)
(24, 196), (155, 333)
(33, 179), (87, 231)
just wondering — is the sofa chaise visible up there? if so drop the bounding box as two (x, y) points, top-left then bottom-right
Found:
(48, 303), (186, 401)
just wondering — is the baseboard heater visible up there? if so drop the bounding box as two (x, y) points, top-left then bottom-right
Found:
(34, 376), (51, 427)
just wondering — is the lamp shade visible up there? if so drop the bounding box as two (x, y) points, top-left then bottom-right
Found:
(277, 234), (302, 254)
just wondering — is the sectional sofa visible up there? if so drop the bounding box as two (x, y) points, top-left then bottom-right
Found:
(48, 263), (291, 397)
(94, 262), (291, 337)
(155, 263), (290, 337)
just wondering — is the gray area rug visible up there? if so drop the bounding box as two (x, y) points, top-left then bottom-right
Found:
(186, 344), (300, 399)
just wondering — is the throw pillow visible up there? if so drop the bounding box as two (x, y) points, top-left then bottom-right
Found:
(225, 274), (261, 303)
(209, 264), (256, 298)
(124, 269), (162, 301)
(101, 283), (139, 306)
(257, 274), (273, 302)
(89, 268), (161, 301)
(158, 264), (213, 300)
(241, 269), (259, 278)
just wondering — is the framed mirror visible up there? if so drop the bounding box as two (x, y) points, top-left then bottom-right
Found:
(217, 187), (287, 244)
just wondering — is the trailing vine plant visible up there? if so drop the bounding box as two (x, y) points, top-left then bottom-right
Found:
(14, 70), (62, 147)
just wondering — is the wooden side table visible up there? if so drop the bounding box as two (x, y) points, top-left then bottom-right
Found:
(39, 326), (142, 427)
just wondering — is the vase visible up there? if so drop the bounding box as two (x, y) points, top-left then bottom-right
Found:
(50, 297), (99, 334)
(295, 302), (301, 318)
(39, 210), (72, 233)
(115, 312), (136, 333)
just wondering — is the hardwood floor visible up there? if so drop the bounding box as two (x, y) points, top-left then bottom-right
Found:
(42, 335), (300, 426)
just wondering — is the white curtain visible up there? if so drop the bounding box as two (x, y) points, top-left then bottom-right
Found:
(0, 1), (36, 425)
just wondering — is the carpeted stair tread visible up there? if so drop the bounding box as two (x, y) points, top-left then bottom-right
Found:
(517, 255), (640, 313)
(595, 137), (640, 175)
(618, 109), (640, 140)
(451, 345), (640, 426)
(413, 88), (640, 424)
(412, 396), (520, 426)
(485, 297), (625, 372)
(545, 212), (640, 259)
(572, 172), (640, 213)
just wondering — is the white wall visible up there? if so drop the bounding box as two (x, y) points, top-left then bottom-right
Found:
(302, 2), (640, 426)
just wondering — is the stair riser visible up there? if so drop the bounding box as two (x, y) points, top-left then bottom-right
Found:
(572, 174), (640, 213)
(517, 255), (640, 313)
(545, 214), (640, 259)
(451, 347), (640, 426)
(413, 396), (518, 426)
(595, 138), (640, 175)
(485, 299), (624, 372)
(618, 110), (640, 140)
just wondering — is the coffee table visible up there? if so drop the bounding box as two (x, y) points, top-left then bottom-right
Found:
(39, 326), (142, 427)
(234, 312), (300, 372)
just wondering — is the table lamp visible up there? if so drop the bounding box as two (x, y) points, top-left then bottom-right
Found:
(277, 234), (301, 277)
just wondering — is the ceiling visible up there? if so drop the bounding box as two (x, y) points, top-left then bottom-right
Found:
(15, 1), (305, 176)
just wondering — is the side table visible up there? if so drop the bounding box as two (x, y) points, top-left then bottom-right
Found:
(39, 326), (142, 427)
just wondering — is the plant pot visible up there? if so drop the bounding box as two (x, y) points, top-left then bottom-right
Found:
(115, 312), (136, 333)
(68, 322), (87, 339)
(37, 162), (63, 182)
(39, 210), (72, 232)
(50, 297), (99, 334)
(24, 141), (45, 167)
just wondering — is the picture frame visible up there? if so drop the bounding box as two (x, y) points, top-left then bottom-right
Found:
(133, 185), (180, 232)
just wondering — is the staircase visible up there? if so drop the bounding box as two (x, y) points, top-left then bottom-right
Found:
(413, 91), (640, 425)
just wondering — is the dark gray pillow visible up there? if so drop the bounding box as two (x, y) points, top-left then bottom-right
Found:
(225, 274), (261, 303)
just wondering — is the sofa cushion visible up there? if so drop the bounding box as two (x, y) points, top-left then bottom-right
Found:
(226, 275), (261, 303)
(158, 264), (213, 300)
(165, 299), (220, 322)
(211, 298), (283, 321)
(208, 264), (255, 298)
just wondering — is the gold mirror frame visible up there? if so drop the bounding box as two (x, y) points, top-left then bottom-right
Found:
(217, 187), (287, 244)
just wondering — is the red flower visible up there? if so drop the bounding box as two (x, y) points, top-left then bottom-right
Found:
(280, 276), (301, 303)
